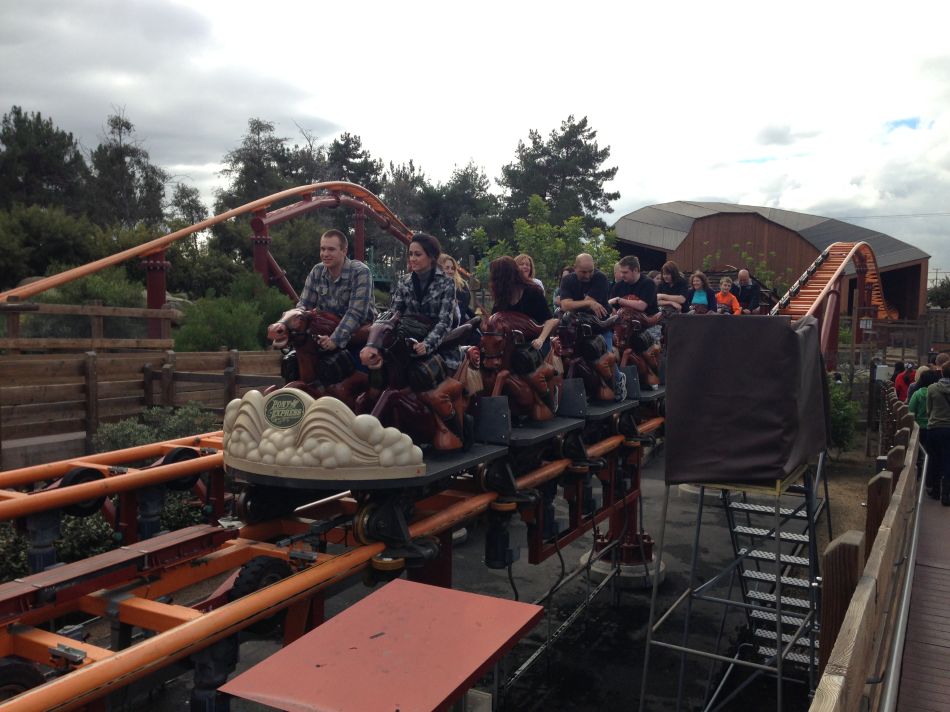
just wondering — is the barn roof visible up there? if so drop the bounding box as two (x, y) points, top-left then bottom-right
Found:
(613, 201), (930, 270)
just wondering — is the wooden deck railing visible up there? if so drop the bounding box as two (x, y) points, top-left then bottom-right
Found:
(811, 380), (919, 711)
(0, 349), (282, 470)
(0, 301), (181, 351)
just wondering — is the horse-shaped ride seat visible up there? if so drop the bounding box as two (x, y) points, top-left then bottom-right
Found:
(265, 309), (371, 408)
(555, 311), (618, 402)
(612, 306), (661, 388)
(355, 312), (480, 451)
(479, 312), (563, 422)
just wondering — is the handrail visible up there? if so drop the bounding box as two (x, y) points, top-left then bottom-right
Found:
(879, 449), (928, 710)
(0, 182), (409, 304)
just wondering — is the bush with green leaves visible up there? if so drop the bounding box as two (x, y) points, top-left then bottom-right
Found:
(174, 272), (292, 351)
(828, 375), (860, 452)
(22, 265), (146, 339)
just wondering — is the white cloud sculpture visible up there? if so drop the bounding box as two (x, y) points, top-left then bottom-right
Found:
(223, 389), (424, 481)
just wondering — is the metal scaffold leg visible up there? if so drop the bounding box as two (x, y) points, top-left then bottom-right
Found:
(639, 459), (825, 712)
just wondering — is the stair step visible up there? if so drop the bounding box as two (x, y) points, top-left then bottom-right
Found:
(733, 526), (810, 544)
(742, 570), (811, 589)
(757, 646), (816, 666)
(754, 627), (818, 649)
(740, 548), (810, 567)
(750, 609), (809, 628)
(746, 590), (812, 610)
(728, 502), (809, 519)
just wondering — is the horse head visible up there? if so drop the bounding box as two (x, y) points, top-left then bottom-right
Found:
(268, 309), (343, 350)
(479, 312), (539, 372)
(612, 307), (650, 352)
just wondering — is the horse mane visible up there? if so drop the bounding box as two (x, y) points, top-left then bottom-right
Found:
(485, 311), (543, 339)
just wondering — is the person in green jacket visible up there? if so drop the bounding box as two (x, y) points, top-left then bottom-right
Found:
(910, 369), (939, 496)
(926, 362), (950, 504)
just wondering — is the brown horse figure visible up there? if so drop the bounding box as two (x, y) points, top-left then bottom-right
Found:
(479, 312), (562, 421)
(611, 307), (661, 388)
(265, 309), (370, 408)
(555, 311), (618, 402)
(355, 312), (479, 451)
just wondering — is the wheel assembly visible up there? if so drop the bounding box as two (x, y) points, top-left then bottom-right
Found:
(58, 467), (106, 518)
(228, 556), (294, 635)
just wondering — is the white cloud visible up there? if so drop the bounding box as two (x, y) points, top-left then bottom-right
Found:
(2, 0), (950, 274)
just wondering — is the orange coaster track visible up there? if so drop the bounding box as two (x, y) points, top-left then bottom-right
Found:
(771, 241), (897, 367)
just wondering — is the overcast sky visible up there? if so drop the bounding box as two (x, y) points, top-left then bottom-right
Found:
(2, 0), (949, 276)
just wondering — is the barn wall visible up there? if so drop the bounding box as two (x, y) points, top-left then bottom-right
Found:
(670, 214), (820, 282)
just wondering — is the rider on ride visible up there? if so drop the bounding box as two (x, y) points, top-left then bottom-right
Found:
(292, 229), (375, 353)
(360, 232), (461, 371)
(607, 255), (658, 316)
(490, 256), (558, 352)
(559, 253), (626, 400)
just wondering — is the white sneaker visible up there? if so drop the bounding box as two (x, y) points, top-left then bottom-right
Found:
(614, 370), (627, 401)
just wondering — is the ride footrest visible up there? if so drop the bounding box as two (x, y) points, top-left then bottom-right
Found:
(368, 536), (441, 584)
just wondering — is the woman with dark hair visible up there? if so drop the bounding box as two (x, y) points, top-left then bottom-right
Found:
(686, 271), (718, 313)
(490, 256), (558, 351)
(657, 261), (689, 314)
(360, 232), (460, 369)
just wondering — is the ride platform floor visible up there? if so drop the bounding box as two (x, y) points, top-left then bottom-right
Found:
(897, 493), (950, 711)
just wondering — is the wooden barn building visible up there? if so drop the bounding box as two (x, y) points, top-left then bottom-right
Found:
(612, 202), (930, 318)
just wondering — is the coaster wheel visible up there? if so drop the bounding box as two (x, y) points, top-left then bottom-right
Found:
(352, 503), (377, 545)
(162, 447), (201, 491)
(0, 660), (45, 701)
(58, 467), (106, 517)
(228, 556), (293, 635)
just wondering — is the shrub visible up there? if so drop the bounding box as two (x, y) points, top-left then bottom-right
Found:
(174, 297), (263, 351)
(828, 375), (860, 452)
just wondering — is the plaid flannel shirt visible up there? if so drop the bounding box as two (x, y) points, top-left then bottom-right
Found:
(296, 258), (375, 348)
(388, 268), (457, 356)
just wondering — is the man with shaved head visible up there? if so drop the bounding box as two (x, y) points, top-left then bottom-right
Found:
(559, 253), (610, 319)
(558, 253), (626, 400)
(731, 269), (761, 314)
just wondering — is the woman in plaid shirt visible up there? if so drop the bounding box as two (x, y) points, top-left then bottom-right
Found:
(360, 233), (461, 370)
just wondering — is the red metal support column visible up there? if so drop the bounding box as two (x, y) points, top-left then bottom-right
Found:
(821, 282), (842, 371)
(141, 251), (169, 340)
(250, 210), (272, 288)
(353, 209), (366, 261)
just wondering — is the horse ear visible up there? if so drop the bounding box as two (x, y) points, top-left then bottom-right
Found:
(581, 324), (592, 338)
(512, 329), (525, 345)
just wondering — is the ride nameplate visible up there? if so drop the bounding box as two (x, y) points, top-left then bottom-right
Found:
(223, 389), (425, 481)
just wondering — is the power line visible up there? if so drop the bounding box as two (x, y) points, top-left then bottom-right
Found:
(836, 212), (950, 219)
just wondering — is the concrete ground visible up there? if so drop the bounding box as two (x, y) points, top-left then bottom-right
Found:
(121, 449), (816, 712)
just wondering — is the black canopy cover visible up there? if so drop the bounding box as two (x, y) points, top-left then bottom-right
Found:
(663, 314), (828, 485)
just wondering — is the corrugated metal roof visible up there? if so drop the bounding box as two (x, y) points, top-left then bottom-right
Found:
(612, 201), (930, 271)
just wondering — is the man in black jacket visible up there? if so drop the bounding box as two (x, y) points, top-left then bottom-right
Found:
(731, 269), (761, 314)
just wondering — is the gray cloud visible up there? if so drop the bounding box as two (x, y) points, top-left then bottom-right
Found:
(757, 124), (820, 146)
(0, 0), (337, 183)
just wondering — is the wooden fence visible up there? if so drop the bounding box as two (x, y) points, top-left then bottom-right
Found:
(811, 382), (919, 711)
(0, 301), (181, 351)
(0, 350), (282, 470)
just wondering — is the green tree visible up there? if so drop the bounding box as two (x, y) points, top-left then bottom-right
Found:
(88, 112), (168, 228)
(215, 118), (293, 213)
(325, 132), (384, 193)
(0, 205), (105, 290)
(929, 277), (950, 308)
(498, 115), (619, 230)
(422, 161), (500, 261)
(0, 106), (90, 214)
(475, 195), (619, 292)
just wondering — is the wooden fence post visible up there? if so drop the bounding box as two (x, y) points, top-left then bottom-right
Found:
(819, 530), (866, 676)
(84, 351), (98, 453)
(865, 472), (893, 557)
(143, 363), (154, 408)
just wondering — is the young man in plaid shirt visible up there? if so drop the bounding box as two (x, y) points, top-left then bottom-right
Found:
(293, 229), (376, 353)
